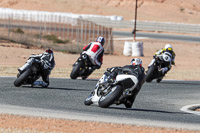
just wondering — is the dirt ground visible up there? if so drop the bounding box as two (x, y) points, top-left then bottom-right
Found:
(1, 39), (200, 80)
(0, 0), (200, 24)
(0, 39), (200, 133)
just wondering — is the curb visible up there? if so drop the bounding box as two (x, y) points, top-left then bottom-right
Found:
(180, 104), (200, 116)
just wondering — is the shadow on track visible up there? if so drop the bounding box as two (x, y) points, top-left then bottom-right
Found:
(108, 106), (189, 115)
(22, 86), (91, 91)
(146, 81), (200, 86)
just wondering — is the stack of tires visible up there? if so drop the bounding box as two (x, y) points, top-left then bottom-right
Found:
(123, 41), (143, 56)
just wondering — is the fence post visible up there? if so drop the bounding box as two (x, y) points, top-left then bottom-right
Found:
(84, 21), (87, 43)
(88, 21), (91, 42)
(92, 22), (95, 40)
(80, 20), (83, 44)
(76, 21), (80, 52)
(8, 16), (10, 40)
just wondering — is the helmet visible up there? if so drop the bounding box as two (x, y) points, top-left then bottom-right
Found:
(131, 58), (142, 67)
(44, 49), (54, 62)
(165, 44), (173, 49)
(45, 49), (53, 54)
(96, 36), (105, 46)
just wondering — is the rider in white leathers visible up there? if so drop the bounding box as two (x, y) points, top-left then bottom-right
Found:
(81, 36), (105, 77)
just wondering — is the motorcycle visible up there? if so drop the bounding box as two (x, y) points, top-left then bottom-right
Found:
(14, 61), (42, 87)
(84, 70), (139, 108)
(70, 53), (93, 80)
(145, 52), (172, 83)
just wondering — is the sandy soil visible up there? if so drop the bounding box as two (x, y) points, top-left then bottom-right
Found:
(0, 39), (200, 132)
(1, 39), (200, 80)
(0, 0), (200, 24)
(0, 114), (200, 133)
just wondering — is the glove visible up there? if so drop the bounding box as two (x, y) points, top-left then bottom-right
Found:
(159, 67), (167, 75)
(107, 75), (114, 83)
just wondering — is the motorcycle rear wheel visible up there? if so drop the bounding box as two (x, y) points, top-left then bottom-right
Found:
(98, 85), (123, 108)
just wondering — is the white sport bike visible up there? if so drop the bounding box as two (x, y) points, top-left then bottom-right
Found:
(84, 70), (139, 108)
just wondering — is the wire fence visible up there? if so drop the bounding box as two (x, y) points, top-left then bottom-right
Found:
(0, 16), (113, 54)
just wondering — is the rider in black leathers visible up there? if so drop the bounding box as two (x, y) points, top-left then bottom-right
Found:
(18, 49), (55, 87)
(105, 58), (145, 108)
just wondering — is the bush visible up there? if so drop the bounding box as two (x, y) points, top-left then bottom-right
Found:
(12, 28), (24, 34)
(43, 34), (69, 44)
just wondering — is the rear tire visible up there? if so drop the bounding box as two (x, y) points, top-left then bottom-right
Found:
(14, 68), (32, 87)
(145, 65), (156, 82)
(98, 85), (123, 108)
(70, 62), (84, 79)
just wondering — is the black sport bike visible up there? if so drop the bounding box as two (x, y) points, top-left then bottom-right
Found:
(70, 53), (93, 80)
(145, 52), (172, 83)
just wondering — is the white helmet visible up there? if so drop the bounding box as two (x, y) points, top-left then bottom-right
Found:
(165, 44), (173, 49)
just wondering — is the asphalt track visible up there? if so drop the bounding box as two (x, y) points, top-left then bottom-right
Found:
(0, 77), (200, 130)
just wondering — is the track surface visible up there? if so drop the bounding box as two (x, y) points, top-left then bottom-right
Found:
(0, 77), (200, 129)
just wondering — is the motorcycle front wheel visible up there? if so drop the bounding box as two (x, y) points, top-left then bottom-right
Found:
(84, 94), (93, 106)
(70, 61), (84, 79)
(98, 85), (123, 108)
(14, 68), (32, 87)
(145, 64), (156, 82)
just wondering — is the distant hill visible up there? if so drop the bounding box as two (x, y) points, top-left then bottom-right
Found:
(0, 0), (199, 24)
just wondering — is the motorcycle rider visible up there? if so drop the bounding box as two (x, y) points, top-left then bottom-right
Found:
(105, 58), (145, 108)
(148, 44), (176, 82)
(18, 49), (55, 87)
(81, 36), (105, 78)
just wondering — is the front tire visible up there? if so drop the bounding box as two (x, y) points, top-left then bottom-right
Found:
(14, 68), (32, 87)
(98, 85), (123, 108)
(84, 94), (93, 106)
(70, 62), (84, 79)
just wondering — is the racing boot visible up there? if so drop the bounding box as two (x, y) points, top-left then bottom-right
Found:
(124, 88), (140, 108)
(31, 81), (49, 88)
(82, 67), (94, 80)
(156, 77), (163, 83)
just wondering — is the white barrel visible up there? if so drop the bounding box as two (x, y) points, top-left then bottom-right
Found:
(123, 41), (132, 56)
(132, 41), (144, 56)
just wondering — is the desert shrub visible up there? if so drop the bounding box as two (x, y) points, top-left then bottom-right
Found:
(12, 28), (24, 34)
(43, 34), (69, 44)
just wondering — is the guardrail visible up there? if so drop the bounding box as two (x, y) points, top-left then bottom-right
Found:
(85, 18), (200, 34)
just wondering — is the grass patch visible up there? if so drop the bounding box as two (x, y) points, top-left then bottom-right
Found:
(11, 28), (24, 34)
(43, 34), (69, 44)
(180, 7), (185, 12)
